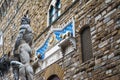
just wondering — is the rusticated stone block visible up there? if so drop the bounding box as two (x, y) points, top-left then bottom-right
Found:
(105, 0), (112, 4)
(105, 62), (116, 70)
(104, 75), (120, 80)
(98, 40), (109, 48)
(114, 49), (120, 56)
(108, 53), (115, 59)
(0, 0), (120, 80)
(88, 61), (95, 68)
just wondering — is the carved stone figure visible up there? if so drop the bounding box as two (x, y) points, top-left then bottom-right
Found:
(19, 15), (33, 46)
(12, 40), (33, 80)
(11, 12), (34, 80)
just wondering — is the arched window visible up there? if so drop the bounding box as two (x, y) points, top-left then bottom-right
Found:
(47, 75), (60, 80)
(49, 0), (61, 25)
(81, 26), (93, 62)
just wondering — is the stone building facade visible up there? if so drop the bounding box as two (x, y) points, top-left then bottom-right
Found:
(0, 0), (120, 80)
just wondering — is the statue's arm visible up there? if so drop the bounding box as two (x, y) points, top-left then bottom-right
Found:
(19, 28), (26, 35)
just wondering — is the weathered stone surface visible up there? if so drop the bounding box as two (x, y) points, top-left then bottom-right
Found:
(95, 15), (102, 23)
(107, 19), (114, 26)
(102, 10), (107, 16)
(0, 0), (120, 80)
(105, 0), (112, 4)
(98, 40), (108, 48)
(108, 53), (115, 59)
(104, 17), (110, 23)
(106, 69), (112, 74)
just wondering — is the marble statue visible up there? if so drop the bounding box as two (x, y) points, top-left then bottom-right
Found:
(11, 11), (34, 80)
(12, 40), (33, 80)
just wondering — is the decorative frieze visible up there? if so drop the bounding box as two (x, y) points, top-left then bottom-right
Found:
(36, 20), (75, 60)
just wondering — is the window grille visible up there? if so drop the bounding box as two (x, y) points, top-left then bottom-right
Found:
(81, 26), (93, 62)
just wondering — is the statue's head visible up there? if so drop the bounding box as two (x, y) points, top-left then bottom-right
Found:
(21, 15), (30, 25)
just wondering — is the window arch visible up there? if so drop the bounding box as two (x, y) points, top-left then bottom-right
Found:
(48, 0), (61, 25)
(47, 74), (60, 80)
(80, 26), (93, 62)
